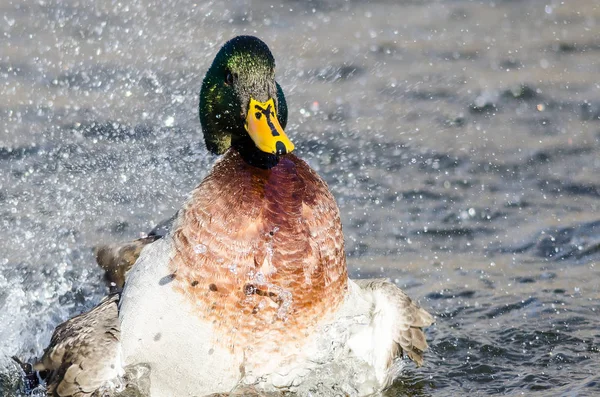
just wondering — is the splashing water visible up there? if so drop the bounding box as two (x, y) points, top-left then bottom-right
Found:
(1, 0), (600, 396)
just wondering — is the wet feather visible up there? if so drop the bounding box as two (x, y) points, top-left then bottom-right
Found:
(35, 294), (123, 397)
(37, 35), (434, 397)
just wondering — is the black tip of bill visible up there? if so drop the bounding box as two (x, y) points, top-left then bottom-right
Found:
(275, 141), (287, 155)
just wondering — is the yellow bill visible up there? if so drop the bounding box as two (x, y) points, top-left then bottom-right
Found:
(245, 98), (294, 155)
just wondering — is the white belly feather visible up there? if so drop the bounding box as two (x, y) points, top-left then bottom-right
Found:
(119, 238), (240, 396)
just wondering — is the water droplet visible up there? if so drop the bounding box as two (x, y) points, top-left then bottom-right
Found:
(193, 244), (207, 254)
(254, 271), (265, 284)
(164, 116), (175, 127)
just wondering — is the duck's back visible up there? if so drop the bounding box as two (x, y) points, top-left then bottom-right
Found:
(120, 149), (348, 395)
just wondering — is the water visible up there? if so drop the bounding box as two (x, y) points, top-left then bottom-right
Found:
(1, 0), (600, 395)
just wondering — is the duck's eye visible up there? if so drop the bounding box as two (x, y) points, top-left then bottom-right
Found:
(225, 70), (234, 86)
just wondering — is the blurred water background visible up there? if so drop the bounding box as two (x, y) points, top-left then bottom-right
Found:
(1, 0), (599, 395)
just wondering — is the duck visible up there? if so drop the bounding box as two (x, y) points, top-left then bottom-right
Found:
(35, 35), (434, 397)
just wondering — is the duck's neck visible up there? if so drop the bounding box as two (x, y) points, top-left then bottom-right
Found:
(232, 135), (281, 169)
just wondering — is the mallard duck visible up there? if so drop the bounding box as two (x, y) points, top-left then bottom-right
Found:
(36, 36), (433, 397)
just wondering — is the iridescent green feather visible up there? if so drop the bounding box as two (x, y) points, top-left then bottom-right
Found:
(199, 36), (287, 155)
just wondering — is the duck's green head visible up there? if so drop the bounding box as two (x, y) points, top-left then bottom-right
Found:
(199, 36), (293, 156)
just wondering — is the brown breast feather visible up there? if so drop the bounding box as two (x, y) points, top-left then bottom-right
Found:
(169, 149), (348, 359)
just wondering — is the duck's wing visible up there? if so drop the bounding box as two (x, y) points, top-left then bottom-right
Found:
(346, 279), (434, 386)
(35, 294), (122, 397)
(95, 236), (160, 290)
(146, 214), (176, 238)
(95, 213), (177, 289)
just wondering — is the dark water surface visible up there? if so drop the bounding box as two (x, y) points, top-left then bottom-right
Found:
(1, 0), (600, 396)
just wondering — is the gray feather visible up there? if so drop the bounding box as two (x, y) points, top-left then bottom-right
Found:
(35, 294), (122, 397)
(354, 278), (434, 368)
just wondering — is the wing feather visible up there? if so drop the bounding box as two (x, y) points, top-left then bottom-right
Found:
(35, 294), (122, 397)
